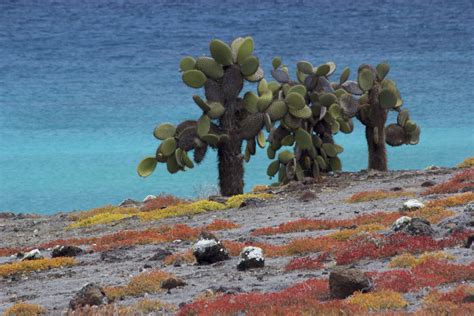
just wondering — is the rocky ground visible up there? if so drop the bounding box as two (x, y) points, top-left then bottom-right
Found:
(0, 167), (472, 315)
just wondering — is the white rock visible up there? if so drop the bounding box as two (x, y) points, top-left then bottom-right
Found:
(240, 246), (264, 262)
(403, 199), (425, 210)
(192, 239), (218, 254)
(392, 216), (412, 230)
(21, 249), (42, 261)
(143, 195), (157, 202)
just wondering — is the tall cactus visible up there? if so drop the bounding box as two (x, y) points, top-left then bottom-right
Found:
(346, 63), (420, 170)
(137, 37), (269, 196)
(263, 58), (355, 183)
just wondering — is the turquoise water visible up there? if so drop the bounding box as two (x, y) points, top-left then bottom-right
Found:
(1, 0), (473, 214)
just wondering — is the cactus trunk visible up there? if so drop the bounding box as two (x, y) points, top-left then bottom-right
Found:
(366, 124), (387, 171)
(366, 84), (388, 171)
(218, 140), (244, 196)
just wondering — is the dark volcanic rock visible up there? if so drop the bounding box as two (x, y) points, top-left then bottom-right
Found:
(393, 217), (434, 236)
(0, 212), (16, 219)
(299, 191), (316, 202)
(329, 268), (372, 299)
(465, 235), (474, 249)
(100, 246), (134, 263)
(465, 202), (474, 213)
(239, 198), (265, 208)
(192, 233), (229, 265)
(161, 276), (186, 290)
(237, 246), (265, 271)
(21, 249), (43, 261)
(51, 245), (83, 258)
(149, 248), (173, 261)
(421, 180), (436, 187)
(463, 294), (474, 303)
(69, 283), (107, 310)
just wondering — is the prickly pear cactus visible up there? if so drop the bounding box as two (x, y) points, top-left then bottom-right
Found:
(264, 58), (354, 184)
(138, 37), (269, 196)
(347, 63), (420, 171)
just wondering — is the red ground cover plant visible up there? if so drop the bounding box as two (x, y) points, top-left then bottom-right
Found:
(334, 230), (471, 265)
(177, 279), (363, 316)
(204, 219), (240, 231)
(252, 211), (402, 236)
(284, 252), (329, 272)
(139, 194), (186, 212)
(422, 168), (474, 195)
(369, 259), (474, 293)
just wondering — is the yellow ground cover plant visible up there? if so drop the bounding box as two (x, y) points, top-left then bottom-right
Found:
(0, 257), (76, 277)
(389, 251), (455, 268)
(425, 192), (474, 208)
(347, 290), (408, 311)
(457, 157), (474, 168)
(347, 190), (415, 203)
(326, 224), (385, 241)
(3, 302), (46, 315)
(104, 270), (182, 300)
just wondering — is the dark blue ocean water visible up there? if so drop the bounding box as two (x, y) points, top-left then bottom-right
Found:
(0, 0), (473, 214)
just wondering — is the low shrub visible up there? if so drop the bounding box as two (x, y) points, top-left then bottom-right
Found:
(0, 257), (76, 277)
(225, 193), (273, 208)
(68, 212), (132, 229)
(3, 302), (46, 315)
(425, 192), (474, 208)
(326, 224), (385, 241)
(104, 270), (175, 300)
(457, 157), (474, 168)
(347, 290), (408, 311)
(163, 249), (196, 266)
(139, 200), (226, 221)
(347, 190), (414, 203)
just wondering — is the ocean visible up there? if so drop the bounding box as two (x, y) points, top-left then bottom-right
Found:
(0, 0), (473, 214)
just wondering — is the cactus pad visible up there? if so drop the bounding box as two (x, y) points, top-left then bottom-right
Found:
(379, 88), (397, 109)
(240, 55), (259, 76)
(180, 56), (196, 72)
(196, 57), (224, 79)
(137, 157), (157, 177)
(237, 37), (254, 64)
(209, 39), (233, 66)
(183, 69), (207, 88)
(154, 123), (176, 140)
(358, 68), (375, 91)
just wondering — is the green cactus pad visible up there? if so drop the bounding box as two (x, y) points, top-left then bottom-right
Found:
(328, 103), (342, 119)
(175, 148), (185, 167)
(180, 56), (196, 72)
(196, 57), (224, 80)
(340, 67), (350, 84)
(376, 63), (390, 81)
(237, 37), (254, 64)
(154, 123), (176, 140)
(272, 57), (282, 69)
(379, 88), (398, 109)
(264, 113), (273, 132)
(267, 160), (280, 177)
(257, 90), (273, 112)
(209, 39), (233, 66)
(267, 146), (276, 159)
(289, 105), (312, 119)
(155, 149), (167, 162)
(331, 120), (340, 134)
(244, 147), (251, 162)
(397, 109), (410, 127)
(192, 95), (211, 112)
(359, 93), (369, 105)
(278, 150), (295, 164)
(341, 80), (364, 95)
(166, 155), (180, 174)
(334, 88), (347, 98)
(278, 164), (287, 183)
(358, 68), (375, 91)
(316, 155), (327, 170)
(258, 79), (268, 95)
(322, 143), (337, 157)
(312, 135), (323, 148)
(373, 127), (380, 145)
(326, 62), (337, 76)
(240, 55), (259, 76)
(408, 125), (420, 145)
(315, 64), (330, 76)
(245, 66), (264, 82)
(243, 91), (259, 113)
(285, 92), (306, 111)
(197, 114), (211, 137)
(283, 113), (302, 130)
(288, 85), (307, 97)
(137, 157), (157, 177)
(329, 156), (342, 171)
(404, 120), (417, 134)
(281, 134), (295, 146)
(182, 69), (207, 88)
(201, 133), (219, 145)
(385, 123), (405, 147)
(257, 131), (266, 148)
(181, 150), (194, 168)
(295, 163), (304, 181)
(295, 128), (312, 149)
(319, 93), (337, 107)
(231, 37), (244, 63)
(160, 137), (177, 157)
(207, 102), (226, 119)
(268, 81), (281, 94)
(296, 70), (307, 84)
(339, 118), (354, 134)
(297, 61), (314, 75)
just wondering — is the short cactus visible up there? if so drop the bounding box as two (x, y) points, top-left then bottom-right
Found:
(262, 58), (352, 183)
(138, 37), (268, 196)
(345, 63), (420, 170)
